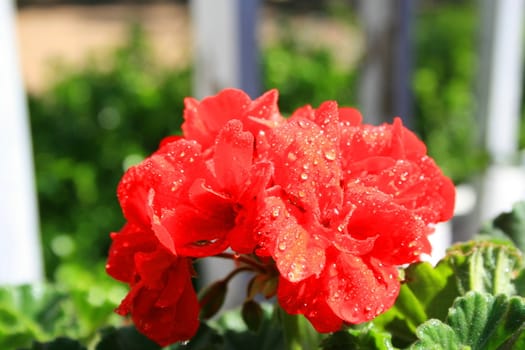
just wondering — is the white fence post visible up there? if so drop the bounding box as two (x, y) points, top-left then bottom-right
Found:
(190, 0), (260, 99)
(0, 0), (43, 285)
(478, 0), (525, 221)
(190, 0), (261, 308)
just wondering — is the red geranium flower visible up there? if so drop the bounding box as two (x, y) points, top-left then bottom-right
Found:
(117, 120), (273, 257)
(107, 88), (456, 343)
(255, 101), (455, 331)
(182, 88), (283, 150)
(106, 223), (199, 346)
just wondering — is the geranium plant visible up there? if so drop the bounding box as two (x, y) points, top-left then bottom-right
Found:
(9, 88), (525, 350)
(105, 87), (457, 348)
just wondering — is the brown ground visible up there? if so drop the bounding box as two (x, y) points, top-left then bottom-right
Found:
(16, 3), (363, 93)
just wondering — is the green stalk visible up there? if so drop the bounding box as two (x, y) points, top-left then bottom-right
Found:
(277, 306), (323, 350)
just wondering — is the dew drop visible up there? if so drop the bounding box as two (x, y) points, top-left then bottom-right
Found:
(287, 152), (297, 161)
(287, 271), (296, 280)
(272, 207), (280, 218)
(300, 173), (308, 181)
(278, 242), (287, 251)
(298, 120), (309, 128)
(324, 149), (336, 161)
(180, 340), (190, 346)
(298, 190), (306, 198)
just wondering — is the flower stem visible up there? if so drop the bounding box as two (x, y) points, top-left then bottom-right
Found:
(277, 306), (323, 350)
(214, 252), (267, 273)
(221, 266), (252, 284)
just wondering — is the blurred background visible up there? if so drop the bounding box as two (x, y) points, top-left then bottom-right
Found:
(2, 0), (525, 345)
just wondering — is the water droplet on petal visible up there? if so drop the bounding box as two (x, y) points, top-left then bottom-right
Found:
(300, 173), (308, 181)
(278, 242), (286, 251)
(272, 207), (280, 218)
(298, 120), (309, 128)
(287, 152), (297, 161)
(324, 149), (336, 161)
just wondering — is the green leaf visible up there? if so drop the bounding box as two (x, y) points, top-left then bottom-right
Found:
(480, 201), (525, 253)
(173, 303), (284, 350)
(169, 323), (223, 350)
(374, 240), (523, 347)
(410, 292), (525, 349)
(21, 337), (87, 350)
(278, 306), (324, 350)
(410, 319), (461, 350)
(446, 240), (522, 296)
(321, 324), (396, 350)
(0, 284), (76, 349)
(95, 326), (161, 350)
(212, 303), (285, 350)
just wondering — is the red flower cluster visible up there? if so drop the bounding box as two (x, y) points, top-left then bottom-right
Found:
(106, 89), (455, 345)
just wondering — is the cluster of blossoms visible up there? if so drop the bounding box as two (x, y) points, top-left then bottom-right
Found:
(106, 89), (455, 346)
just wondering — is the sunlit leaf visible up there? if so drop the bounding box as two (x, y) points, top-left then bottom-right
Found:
(410, 292), (525, 349)
(374, 240), (523, 347)
(321, 324), (396, 350)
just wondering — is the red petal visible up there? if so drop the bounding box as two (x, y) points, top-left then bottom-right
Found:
(164, 203), (232, 257)
(340, 118), (455, 225)
(245, 88), (282, 129)
(182, 89), (282, 150)
(267, 118), (342, 217)
(229, 161), (274, 253)
(338, 107), (362, 125)
(106, 223), (156, 283)
(257, 196), (326, 282)
(213, 120), (254, 194)
(118, 140), (206, 228)
(128, 259), (200, 346)
(277, 276), (343, 333)
(182, 89), (251, 148)
(345, 183), (432, 265)
(325, 254), (399, 324)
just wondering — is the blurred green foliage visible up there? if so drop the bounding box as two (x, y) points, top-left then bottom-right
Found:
(28, 25), (358, 279)
(29, 25), (191, 278)
(262, 35), (357, 114)
(11, 2), (525, 348)
(28, 3), (489, 281)
(412, 3), (488, 182)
